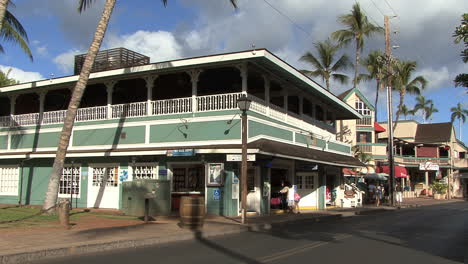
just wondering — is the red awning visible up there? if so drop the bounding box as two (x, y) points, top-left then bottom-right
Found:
(376, 165), (408, 178)
(374, 122), (386, 133)
(342, 168), (358, 176)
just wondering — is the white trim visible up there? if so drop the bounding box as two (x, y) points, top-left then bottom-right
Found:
(145, 125), (150, 144)
(0, 165), (19, 196)
(258, 151), (362, 168)
(129, 162), (159, 180)
(57, 164), (82, 199)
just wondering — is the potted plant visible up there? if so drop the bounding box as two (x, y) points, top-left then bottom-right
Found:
(430, 182), (448, 199)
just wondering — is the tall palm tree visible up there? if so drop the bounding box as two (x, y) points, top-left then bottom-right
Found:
(43, 0), (238, 211)
(0, 0), (32, 60)
(413, 95), (433, 123)
(331, 3), (383, 88)
(359, 50), (385, 119)
(450, 103), (468, 140)
(425, 103), (438, 123)
(300, 38), (351, 91)
(399, 104), (414, 120)
(392, 60), (427, 131)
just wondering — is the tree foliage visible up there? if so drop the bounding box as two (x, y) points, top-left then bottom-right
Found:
(0, 1), (32, 60)
(0, 68), (18, 86)
(453, 13), (467, 89)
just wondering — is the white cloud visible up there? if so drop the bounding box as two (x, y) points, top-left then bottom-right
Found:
(53, 49), (84, 74)
(416, 66), (450, 91)
(106, 30), (183, 63)
(0, 65), (44, 83)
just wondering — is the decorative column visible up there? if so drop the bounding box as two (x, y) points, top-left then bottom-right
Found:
(188, 70), (202, 113)
(144, 75), (157, 116)
(263, 75), (270, 115)
(105, 81), (117, 119)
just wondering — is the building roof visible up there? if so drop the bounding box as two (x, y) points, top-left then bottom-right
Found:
(414, 122), (453, 143)
(336, 88), (375, 111)
(337, 88), (353, 100)
(0, 49), (361, 120)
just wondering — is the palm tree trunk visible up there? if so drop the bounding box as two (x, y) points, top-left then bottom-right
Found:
(460, 118), (463, 141)
(325, 77), (330, 91)
(0, 0), (9, 31)
(42, 0), (116, 212)
(374, 80), (380, 121)
(393, 91), (405, 132)
(353, 38), (360, 89)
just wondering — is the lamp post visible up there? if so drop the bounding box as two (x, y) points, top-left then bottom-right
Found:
(237, 95), (252, 224)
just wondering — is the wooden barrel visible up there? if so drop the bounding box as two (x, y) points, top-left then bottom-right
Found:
(179, 196), (205, 228)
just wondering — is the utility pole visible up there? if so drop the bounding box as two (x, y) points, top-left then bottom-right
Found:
(385, 15), (395, 207)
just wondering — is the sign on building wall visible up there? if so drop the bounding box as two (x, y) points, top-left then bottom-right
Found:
(419, 162), (439, 171)
(226, 154), (256, 162)
(207, 163), (224, 186)
(166, 149), (195, 157)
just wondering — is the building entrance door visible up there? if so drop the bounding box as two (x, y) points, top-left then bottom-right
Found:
(295, 172), (319, 209)
(87, 166), (120, 209)
(246, 167), (261, 213)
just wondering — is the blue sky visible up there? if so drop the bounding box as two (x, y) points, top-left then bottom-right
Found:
(1, 0), (467, 142)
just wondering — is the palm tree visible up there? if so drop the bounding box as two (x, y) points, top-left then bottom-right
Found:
(331, 3), (383, 88)
(43, 0), (238, 211)
(399, 104), (414, 120)
(413, 95), (433, 123)
(0, 0), (32, 60)
(450, 103), (468, 140)
(359, 50), (385, 119)
(425, 103), (438, 123)
(300, 39), (351, 91)
(392, 60), (427, 131)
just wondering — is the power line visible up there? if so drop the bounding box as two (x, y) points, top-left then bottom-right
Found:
(261, 0), (313, 39)
(369, 0), (386, 17)
(383, 0), (398, 18)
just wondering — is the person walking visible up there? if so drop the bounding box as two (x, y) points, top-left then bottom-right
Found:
(376, 184), (383, 207)
(279, 181), (290, 211)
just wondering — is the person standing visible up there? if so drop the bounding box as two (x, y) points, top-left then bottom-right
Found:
(395, 182), (403, 206)
(376, 184), (383, 207)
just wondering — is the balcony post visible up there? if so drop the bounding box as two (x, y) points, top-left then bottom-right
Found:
(188, 70), (202, 113)
(38, 91), (46, 116)
(298, 95), (303, 117)
(105, 81), (117, 119)
(237, 63), (248, 95)
(283, 88), (288, 122)
(144, 75), (157, 116)
(263, 75), (270, 115)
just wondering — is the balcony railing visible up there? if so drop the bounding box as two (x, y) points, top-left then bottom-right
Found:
(0, 92), (341, 148)
(394, 156), (450, 165)
(356, 116), (372, 126)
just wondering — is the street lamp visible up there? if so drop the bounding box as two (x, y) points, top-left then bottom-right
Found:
(237, 95), (251, 224)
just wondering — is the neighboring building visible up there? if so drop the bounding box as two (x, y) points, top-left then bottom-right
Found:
(378, 120), (468, 198)
(336, 88), (387, 172)
(0, 48), (363, 216)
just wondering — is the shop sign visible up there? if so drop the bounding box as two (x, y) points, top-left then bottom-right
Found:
(296, 163), (318, 171)
(166, 149), (195, 157)
(419, 162), (439, 171)
(159, 169), (168, 176)
(226, 154), (256, 162)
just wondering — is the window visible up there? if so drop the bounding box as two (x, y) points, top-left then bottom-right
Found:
(172, 166), (205, 192)
(295, 172), (316, 190)
(0, 166), (19, 195)
(247, 168), (255, 192)
(355, 99), (371, 116)
(132, 165), (158, 179)
(59, 166), (81, 197)
(356, 132), (372, 143)
(91, 166), (119, 187)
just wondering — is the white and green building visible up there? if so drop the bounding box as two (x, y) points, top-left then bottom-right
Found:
(0, 48), (363, 216)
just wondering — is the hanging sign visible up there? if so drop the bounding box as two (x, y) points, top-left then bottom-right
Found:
(419, 162), (439, 171)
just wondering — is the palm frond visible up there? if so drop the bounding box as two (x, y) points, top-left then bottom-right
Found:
(331, 73), (349, 84)
(0, 19), (32, 60)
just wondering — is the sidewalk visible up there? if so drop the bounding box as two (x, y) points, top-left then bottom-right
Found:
(0, 198), (464, 264)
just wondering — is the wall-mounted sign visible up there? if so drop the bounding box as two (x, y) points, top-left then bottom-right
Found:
(296, 163), (318, 171)
(166, 149), (195, 157)
(226, 154), (256, 162)
(213, 188), (221, 201)
(419, 162), (439, 171)
(158, 169), (168, 176)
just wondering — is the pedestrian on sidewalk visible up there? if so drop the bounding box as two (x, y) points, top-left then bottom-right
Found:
(376, 184), (383, 207)
(294, 191), (301, 214)
(287, 184), (296, 213)
(279, 181), (290, 211)
(395, 182), (403, 206)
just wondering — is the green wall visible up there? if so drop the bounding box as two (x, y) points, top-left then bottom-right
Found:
(328, 142), (351, 154)
(73, 126), (145, 146)
(248, 120), (293, 141)
(0, 135), (7, 149)
(11, 132), (60, 149)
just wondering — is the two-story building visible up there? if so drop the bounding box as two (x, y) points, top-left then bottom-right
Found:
(336, 88), (387, 172)
(378, 120), (468, 198)
(0, 48), (363, 216)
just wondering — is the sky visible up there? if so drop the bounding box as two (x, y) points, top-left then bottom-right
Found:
(1, 0), (467, 143)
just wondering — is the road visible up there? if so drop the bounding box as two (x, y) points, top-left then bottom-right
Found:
(37, 202), (468, 264)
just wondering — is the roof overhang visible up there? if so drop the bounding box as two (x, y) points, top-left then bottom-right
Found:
(0, 49), (361, 120)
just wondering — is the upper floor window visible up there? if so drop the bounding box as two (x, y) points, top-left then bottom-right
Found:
(355, 100), (371, 116)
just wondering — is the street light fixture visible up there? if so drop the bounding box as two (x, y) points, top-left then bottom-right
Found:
(237, 95), (251, 224)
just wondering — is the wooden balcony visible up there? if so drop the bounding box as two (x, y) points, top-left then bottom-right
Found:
(394, 156), (450, 165)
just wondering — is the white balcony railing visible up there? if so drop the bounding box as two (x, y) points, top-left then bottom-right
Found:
(0, 92), (338, 143)
(356, 116), (372, 126)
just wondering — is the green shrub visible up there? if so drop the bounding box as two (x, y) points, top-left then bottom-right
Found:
(430, 182), (448, 194)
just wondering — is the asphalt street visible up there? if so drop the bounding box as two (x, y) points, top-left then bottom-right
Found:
(37, 202), (468, 264)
